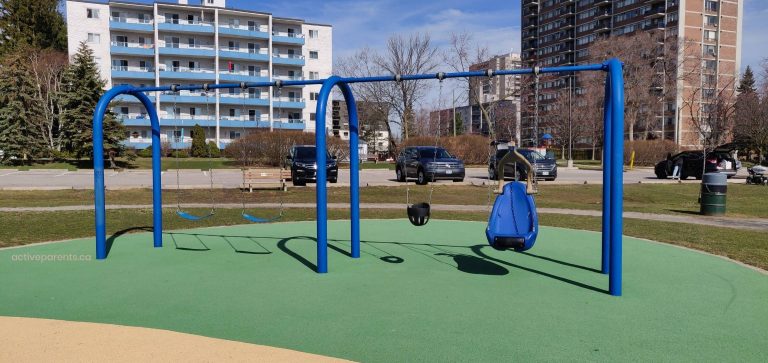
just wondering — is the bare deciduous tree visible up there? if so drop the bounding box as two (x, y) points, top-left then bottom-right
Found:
(28, 49), (68, 153)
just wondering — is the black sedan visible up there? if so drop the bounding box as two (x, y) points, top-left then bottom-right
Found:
(655, 147), (741, 180)
(488, 148), (557, 181)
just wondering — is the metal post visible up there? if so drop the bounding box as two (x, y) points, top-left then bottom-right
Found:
(607, 58), (624, 296)
(340, 82), (361, 259)
(601, 76), (612, 275)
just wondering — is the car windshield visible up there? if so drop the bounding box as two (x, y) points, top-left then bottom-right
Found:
(294, 147), (331, 160)
(419, 148), (452, 159)
(497, 149), (548, 162)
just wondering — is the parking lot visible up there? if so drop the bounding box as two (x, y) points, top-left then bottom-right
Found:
(0, 167), (749, 190)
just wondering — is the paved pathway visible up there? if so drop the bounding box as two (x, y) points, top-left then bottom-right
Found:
(3, 202), (765, 231)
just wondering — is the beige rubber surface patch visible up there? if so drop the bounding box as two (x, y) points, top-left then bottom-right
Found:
(0, 316), (352, 362)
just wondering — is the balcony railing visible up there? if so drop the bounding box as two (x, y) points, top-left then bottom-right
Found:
(220, 92), (269, 100)
(272, 74), (304, 81)
(162, 115), (216, 121)
(158, 65), (215, 73)
(220, 23), (269, 32)
(110, 16), (153, 24)
(271, 31), (304, 38)
(219, 46), (269, 55)
(219, 69), (269, 77)
(111, 41), (155, 49)
(273, 53), (305, 60)
(220, 115), (268, 122)
(160, 17), (214, 26)
(159, 41), (215, 50)
(273, 96), (305, 103)
(111, 66), (154, 72)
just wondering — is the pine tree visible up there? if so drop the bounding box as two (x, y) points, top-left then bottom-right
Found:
(190, 124), (207, 157)
(454, 113), (464, 136)
(0, 0), (67, 56)
(0, 49), (46, 162)
(59, 42), (126, 160)
(737, 66), (757, 95)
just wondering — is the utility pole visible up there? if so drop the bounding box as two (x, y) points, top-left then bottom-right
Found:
(452, 89), (456, 137)
(568, 73), (574, 168)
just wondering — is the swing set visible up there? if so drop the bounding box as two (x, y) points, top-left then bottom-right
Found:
(92, 58), (626, 296)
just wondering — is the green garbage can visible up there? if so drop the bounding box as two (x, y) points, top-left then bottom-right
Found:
(700, 172), (727, 216)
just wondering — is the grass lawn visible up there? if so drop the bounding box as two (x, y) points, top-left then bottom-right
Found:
(3, 183), (766, 219)
(1, 208), (766, 270)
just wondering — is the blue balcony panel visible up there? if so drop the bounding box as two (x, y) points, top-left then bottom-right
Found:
(272, 57), (305, 66)
(113, 94), (142, 103)
(111, 45), (155, 56)
(218, 50), (270, 62)
(273, 101), (305, 109)
(110, 21), (153, 33)
(218, 97), (270, 107)
(111, 70), (155, 80)
(272, 36), (305, 45)
(274, 122), (305, 130)
(159, 71), (216, 81)
(218, 27), (270, 39)
(219, 73), (270, 83)
(158, 22), (214, 34)
(159, 47), (215, 57)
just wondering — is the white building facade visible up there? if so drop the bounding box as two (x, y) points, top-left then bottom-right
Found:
(66, 0), (333, 149)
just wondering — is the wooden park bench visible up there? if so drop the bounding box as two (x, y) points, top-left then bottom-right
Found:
(242, 168), (290, 192)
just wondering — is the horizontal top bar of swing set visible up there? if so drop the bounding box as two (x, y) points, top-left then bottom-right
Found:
(126, 63), (608, 93)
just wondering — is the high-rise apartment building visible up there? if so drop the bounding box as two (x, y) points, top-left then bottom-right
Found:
(65, 0), (332, 149)
(469, 53), (523, 142)
(521, 0), (742, 147)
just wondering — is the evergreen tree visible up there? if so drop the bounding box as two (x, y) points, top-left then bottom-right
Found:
(0, 49), (46, 162)
(59, 42), (126, 160)
(0, 0), (67, 56)
(737, 66), (757, 95)
(454, 113), (464, 136)
(190, 124), (207, 157)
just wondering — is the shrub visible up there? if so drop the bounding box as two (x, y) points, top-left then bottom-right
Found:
(171, 149), (190, 158)
(190, 124), (208, 157)
(224, 130), (314, 167)
(137, 147), (152, 158)
(207, 141), (221, 158)
(624, 140), (679, 166)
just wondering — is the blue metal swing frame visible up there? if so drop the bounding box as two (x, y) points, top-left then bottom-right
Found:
(92, 58), (625, 296)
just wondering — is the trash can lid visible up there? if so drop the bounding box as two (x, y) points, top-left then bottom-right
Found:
(702, 172), (727, 185)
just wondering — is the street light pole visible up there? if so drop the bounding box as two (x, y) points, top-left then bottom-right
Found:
(452, 88), (456, 137)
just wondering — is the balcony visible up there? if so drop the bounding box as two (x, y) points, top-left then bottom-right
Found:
(159, 41), (215, 57)
(596, 11), (611, 20)
(272, 96), (305, 109)
(274, 120), (305, 130)
(272, 53), (305, 66)
(218, 115), (272, 128)
(644, 8), (665, 19)
(219, 69), (270, 83)
(111, 66), (155, 80)
(160, 116), (218, 128)
(158, 65), (216, 81)
(219, 93), (270, 106)
(157, 18), (214, 34)
(109, 16), (153, 32)
(272, 74), (305, 81)
(219, 24), (269, 39)
(111, 41), (155, 56)
(271, 31), (305, 45)
(159, 91), (213, 104)
(218, 47), (270, 62)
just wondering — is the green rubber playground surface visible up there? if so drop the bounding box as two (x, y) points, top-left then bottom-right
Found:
(1, 220), (767, 361)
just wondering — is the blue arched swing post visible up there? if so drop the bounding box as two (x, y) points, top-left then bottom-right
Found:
(92, 58), (624, 296)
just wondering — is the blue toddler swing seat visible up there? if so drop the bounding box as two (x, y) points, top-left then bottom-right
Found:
(486, 146), (539, 251)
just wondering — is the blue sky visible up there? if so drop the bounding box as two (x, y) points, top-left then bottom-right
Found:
(86, 0), (764, 73)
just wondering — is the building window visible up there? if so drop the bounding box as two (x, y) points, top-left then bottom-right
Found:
(704, 30), (717, 41)
(87, 8), (100, 19)
(705, 0), (718, 12)
(309, 71), (319, 80)
(703, 45), (717, 56)
(309, 29), (319, 39)
(309, 51), (319, 59)
(705, 15), (718, 26)
(703, 60), (717, 71)
(310, 113), (316, 121)
(229, 131), (241, 139)
(310, 92), (319, 101)
(87, 33), (100, 44)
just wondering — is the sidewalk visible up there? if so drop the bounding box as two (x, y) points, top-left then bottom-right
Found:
(2, 203), (765, 231)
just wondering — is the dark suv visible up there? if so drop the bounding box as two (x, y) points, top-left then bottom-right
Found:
(286, 145), (338, 186)
(395, 146), (465, 185)
(655, 147), (741, 180)
(488, 148), (557, 181)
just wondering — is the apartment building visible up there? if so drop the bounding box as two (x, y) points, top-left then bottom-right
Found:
(65, 0), (332, 149)
(521, 0), (742, 147)
(469, 53), (523, 142)
(331, 100), (390, 156)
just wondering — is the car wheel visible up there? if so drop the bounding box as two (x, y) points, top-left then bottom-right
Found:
(656, 169), (668, 179)
(293, 178), (306, 186)
(330, 177), (338, 183)
(416, 169), (428, 185)
(453, 178), (464, 182)
(726, 175), (733, 179)
(396, 167), (405, 182)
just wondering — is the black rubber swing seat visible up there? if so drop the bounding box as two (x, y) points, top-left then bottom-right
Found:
(407, 202), (431, 226)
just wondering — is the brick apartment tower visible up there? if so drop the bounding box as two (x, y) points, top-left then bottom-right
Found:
(521, 0), (743, 147)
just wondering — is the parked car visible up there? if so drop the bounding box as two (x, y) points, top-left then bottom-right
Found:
(395, 146), (465, 185)
(286, 145), (338, 186)
(488, 148), (558, 181)
(654, 146), (741, 180)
